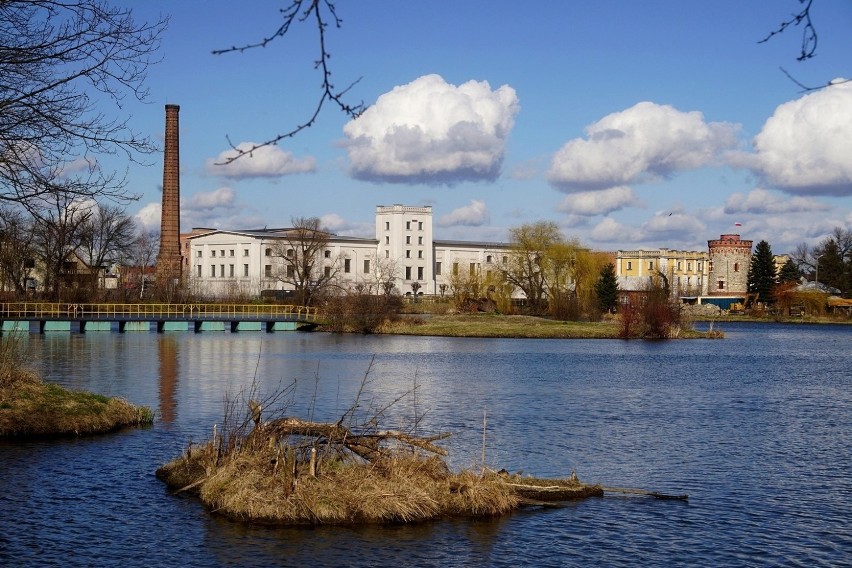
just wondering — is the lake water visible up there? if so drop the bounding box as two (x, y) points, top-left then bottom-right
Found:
(1, 322), (850, 567)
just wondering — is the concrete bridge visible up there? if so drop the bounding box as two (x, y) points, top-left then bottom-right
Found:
(0, 303), (322, 333)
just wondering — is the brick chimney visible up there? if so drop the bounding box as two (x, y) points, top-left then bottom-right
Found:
(157, 104), (182, 288)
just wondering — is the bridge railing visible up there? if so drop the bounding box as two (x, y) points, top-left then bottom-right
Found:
(0, 303), (321, 322)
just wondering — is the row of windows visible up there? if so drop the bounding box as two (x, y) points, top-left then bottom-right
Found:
(199, 264), (251, 278)
(624, 260), (705, 272)
(384, 220), (424, 231)
(199, 259), (372, 278)
(199, 249), (250, 258)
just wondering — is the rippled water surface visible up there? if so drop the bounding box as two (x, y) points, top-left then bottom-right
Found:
(1, 322), (850, 566)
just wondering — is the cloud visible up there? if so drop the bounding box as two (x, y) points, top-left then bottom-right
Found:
(547, 101), (740, 191)
(342, 74), (520, 184)
(744, 82), (852, 196)
(723, 188), (830, 214)
(438, 200), (490, 227)
(589, 217), (641, 244)
(134, 202), (161, 232)
(205, 143), (316, 179)
(319, 213), (373, 238)
(557, 186), (640, 216)
(642, 209), (706, 237)
(185, 187), (236, 210)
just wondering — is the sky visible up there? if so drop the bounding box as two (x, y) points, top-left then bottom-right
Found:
(107, 0), (852, 255)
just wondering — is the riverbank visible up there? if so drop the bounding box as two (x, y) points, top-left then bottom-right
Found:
(0, 368), (154, 437)
(371, 314), (713, 339)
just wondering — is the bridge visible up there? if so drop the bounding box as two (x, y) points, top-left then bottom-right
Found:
(0, 303), (322, 333)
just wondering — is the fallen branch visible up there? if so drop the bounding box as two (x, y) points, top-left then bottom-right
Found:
(602, 486), (689, 500)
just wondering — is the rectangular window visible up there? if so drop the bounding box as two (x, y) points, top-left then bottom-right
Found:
(324, 266), (331, 277)
(405, 266), (412, 280)
(244, 249), (249, 257)
(211, 265), (216, 277)
(677, 262), (681, 271)
(718, 280), (725, 290)
(385, 236), (390, 245)
(418, 236), (423, 245)
(418, 250), (423, 259)
(406, 221), (410, 230)
(406, 250), (411, 258)
(453, 262), (459, 275)
(417, 266), (423, 280)
(196, 265), (201, 277)
(687, 262), (692, 271)
(627, 261), (632, 270)
(324, 250), (331, 258)
(436, 262), (442, 276)
(243, 264), (249, 277)
(486, 255), (492, 263)
(264, 265), (272, 277)
(649, 261), (654, 270)
(363, 259), (370, 274)
(220, 264), (224, 277)
(385, 221), (390, 230)
(229, 264), (234, 277)
(344, 258), (351, 273)
(265, 248), (272, 256)
(418, 222), (423, 230)
(229, 250), (234, 257)
(470, 263), (476, 276)
(211, 250), (216, 257)
(287, 265), (294, 278)
(196, 250), (202, 258)
(406, 236), (411, 244)
(385, 250), (389, 258)
(220, 250), (225, 257)
(503, 256), (508, 264)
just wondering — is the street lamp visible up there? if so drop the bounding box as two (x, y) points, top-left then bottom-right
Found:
(815, 254), (824, 288)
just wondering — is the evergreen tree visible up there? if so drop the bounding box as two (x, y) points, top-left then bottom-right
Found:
(594, 263), (619, 313)
(747, 240), (777, 301)
(778, 259), (801, 283)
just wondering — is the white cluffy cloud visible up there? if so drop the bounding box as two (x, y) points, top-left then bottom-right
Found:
(206, 143), (316, 179)
(724, 188), (830, 215)
(557, 186), (640, 216)
(745, 81), (852, 196)
(548, 101), (740, 191)
(438, 200), (490, 227)
(343, 74), (520, 184)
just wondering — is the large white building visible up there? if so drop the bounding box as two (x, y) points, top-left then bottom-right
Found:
(186, 204), (511, 298)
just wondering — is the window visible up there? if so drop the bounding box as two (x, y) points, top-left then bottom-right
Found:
(417, 266), (423, 280)
(287, 265), (294, 278)
(405, 266), (412, 280)
(502, 256), (508, 264)
(196, 265), (201, 277)
(264, 265), (272, 277)
(734, 262), (739, 272)
(324, 250), (331, 258)
(649, 261), (654, 270)
(406, 236), (411, 245)
(687, 262), (692, 271)
(220, 264), (224, 277)
(385, 236), (390, 245)
(287, 248), (295, 258)
(385, 221), (390, 230)
(627, 261), (632, 270)
(243, 264), (249, 277)
(418, 250), (423, 258)
(406, 250), (411, 258)
(708, 261), (713, 272)
(453, 262), (459, 275)
(196, 250), (202, 258)
(265, 248), (272, 256)
(470, 263), (476, 276)
(385, 250), (389, 258)
(436, 261), (442, 276)
(406, 221), (410, 230)
(418, 222), (423, 230)
(229, 250), (234, 257)
(677, 262), (682, 271)
(363, 259), (370, 274)
(324, 266), (331, 277)
(244, 249), (249, 257)
(718, 280), (725, 290)
(229, 264), (234, 277)
(220, 250), (225, 257)
(211, 250), (216, 257)
(211, 265), (216, 277)
(418, 236), (423, 245)
(344, 258), (351, 273)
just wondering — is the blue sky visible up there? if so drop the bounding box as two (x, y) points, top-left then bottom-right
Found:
(112, 0), (852, 254)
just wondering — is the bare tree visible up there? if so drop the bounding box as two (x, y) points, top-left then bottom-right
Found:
(77, 203), (136, 293)
(270, 217), (339, 306)
(0, 206), (37, 295)
(125, 229), (159, 297)
(213, 1), (364, 164)
(30, 193), (92, 301)
(0, 1), (167, 205)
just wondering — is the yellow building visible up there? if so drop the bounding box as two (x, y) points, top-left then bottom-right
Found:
(616, 248), (709, 297)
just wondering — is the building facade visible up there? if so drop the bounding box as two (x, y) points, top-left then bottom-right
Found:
(186, 205), (513, 299)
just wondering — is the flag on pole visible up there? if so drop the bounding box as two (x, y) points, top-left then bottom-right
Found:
(734, 222), (742, 227)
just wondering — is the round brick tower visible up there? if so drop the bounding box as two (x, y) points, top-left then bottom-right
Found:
(707, 234), (752, 295)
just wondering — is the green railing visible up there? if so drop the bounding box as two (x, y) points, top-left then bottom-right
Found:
(0, 303), (321, 323)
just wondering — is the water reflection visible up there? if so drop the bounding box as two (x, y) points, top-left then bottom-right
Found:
(157, 336), (179, 423)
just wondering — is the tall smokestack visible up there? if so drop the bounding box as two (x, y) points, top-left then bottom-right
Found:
(157, 104), (182, 288)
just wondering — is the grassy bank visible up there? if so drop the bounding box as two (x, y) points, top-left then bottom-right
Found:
(0, 368), (154, 437)
(372, 314), (712, 339)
